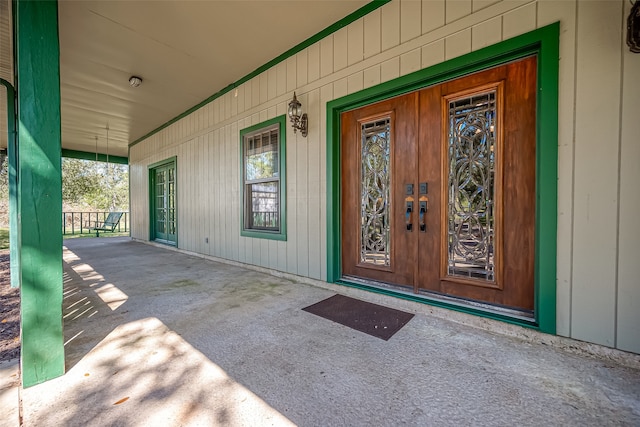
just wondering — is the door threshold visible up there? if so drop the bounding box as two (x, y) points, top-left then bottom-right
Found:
(341, 276), (536, 324)
(152, 238), (177, 247)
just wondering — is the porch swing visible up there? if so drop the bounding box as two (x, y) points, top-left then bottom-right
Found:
(86, 126), (123, 237)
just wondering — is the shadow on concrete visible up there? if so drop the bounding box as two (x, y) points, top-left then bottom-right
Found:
(24, 237), (295, 426)
(20, 237), (640, 426)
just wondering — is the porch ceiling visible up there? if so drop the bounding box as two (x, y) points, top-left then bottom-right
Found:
(2, 0), (369, 158)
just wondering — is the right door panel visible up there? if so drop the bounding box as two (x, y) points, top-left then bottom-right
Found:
(417, 56), (537, 311)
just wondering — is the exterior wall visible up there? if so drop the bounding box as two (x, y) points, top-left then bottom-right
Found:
(129, 0), (640, 354)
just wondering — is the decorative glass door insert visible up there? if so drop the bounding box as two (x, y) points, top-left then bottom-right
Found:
(360, 118), (391, 267)
(446, 88), (501, 283)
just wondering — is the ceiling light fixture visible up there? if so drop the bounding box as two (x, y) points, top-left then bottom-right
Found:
(129, 76), (143, 87)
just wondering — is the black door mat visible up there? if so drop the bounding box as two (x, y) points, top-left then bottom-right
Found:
(302, 294), (414, 341)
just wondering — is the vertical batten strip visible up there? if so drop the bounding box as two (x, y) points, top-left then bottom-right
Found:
(537, 0), (577, 338)
(308, 42), (321, 83)
(422, 0), (445, 34)
(615, 0), (640, 354)
(297, 50), (308, 87)
(381, 0), (400, 50)
(401, 0), (422, 43)
(348, 18), (365, 66)
(307, 88), (322, 280)
(446, 0), (473, 24)
(571, 0), (622, 347)
(334, 27), (349, 71)
(364, 9), (382, 58)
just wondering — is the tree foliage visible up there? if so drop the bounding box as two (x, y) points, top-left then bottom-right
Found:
(62, 158), (128, 211)
(0, 156), (127, 227)
(0, 152), (7, 201)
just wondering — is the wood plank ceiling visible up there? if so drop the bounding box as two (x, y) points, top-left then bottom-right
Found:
(1, 0), (369, 158)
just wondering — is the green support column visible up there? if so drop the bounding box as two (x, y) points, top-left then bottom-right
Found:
(0, 79), (19, 289)
(15, 0), (65, 386)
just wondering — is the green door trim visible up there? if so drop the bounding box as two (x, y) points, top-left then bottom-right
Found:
(148, 157), (178, 246)
(61, 148), (128, 165)
(326, 23), (559, 334)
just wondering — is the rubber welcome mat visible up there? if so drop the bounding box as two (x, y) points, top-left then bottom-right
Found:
(302, 294), (414, 341)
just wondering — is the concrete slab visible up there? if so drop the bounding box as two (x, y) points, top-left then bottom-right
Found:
(0, 359), (20, 427)
(19, 237), (640, 426)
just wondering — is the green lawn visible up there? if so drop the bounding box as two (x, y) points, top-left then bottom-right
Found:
(63, 230), (130, 239)
(0, 228), (8, 250)
(0, 228), (9, 250)
(0, 227), (129, 248)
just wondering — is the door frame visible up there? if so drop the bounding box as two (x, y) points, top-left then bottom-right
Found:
(326, 23), (559, 333)
(148, 156), (178, 246)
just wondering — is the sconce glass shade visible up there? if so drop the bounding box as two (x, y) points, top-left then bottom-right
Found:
(288, 92), (302, 119)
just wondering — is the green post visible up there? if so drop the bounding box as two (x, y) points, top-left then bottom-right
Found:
(15, 0), (65, 386)
(0, 79), (19, 289)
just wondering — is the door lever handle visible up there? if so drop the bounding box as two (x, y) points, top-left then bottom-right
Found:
(405, 200), (414, 231)
(419, 199), (428, 232)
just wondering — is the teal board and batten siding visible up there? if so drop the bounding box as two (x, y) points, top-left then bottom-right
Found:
(129, 0), (640, 354)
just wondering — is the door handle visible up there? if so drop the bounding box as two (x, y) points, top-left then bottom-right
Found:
(419, 199), (428, 232)
(405, 200), (414, 231)
(419, 182), (428, 233)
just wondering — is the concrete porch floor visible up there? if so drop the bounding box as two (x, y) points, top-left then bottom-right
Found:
(14, 237), (640, 426)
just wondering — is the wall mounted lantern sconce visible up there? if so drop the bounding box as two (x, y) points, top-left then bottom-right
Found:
(628, 0), (640, 53)
(288, 92), (308, 137)
(129, 76), (143, 87)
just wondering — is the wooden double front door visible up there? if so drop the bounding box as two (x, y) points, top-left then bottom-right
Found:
(341, 56), (537, 312)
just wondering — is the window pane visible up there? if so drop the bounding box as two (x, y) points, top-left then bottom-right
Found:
(242, 123), (284, 237)
(245, 130), (279, 181)
(248, 182), (279, 230)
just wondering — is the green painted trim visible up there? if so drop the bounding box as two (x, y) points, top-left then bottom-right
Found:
(129, 0), (391, 148)
(239, 115), (287, 241)
(148, 163), (153, 241)
(326, 23), (560, 334)
(240, 229), (287, 241)
(535, 26), (560, 334)
(0, 79), (20, 289)
(61, 148), (128, 164)
(148, 156), (177, 170)
(128, 144), (132, 238)
(148, 156), (178, 246)
(16, 0), (65, 387)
